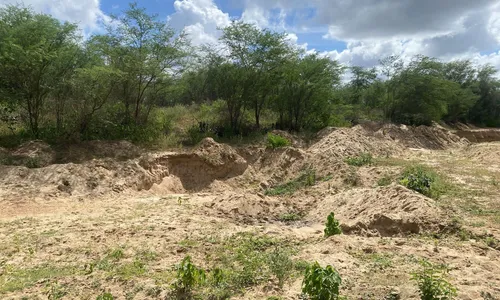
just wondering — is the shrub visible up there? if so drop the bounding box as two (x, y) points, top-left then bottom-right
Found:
(302, 262), (342, 300)
(267, 133), (291, 149)
(96, 292), (114, 300)
(324, 212), (342, 237)
(172, 256), (206, 298)
(345, 153), (373, 167)
(411, 260), (457, 300)
(267, 247), (294, 289)
(400, 165), (441, 198)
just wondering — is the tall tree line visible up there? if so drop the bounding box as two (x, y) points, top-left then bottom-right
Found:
(1, 3), (499, 145)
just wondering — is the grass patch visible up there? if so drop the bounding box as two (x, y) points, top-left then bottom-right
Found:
(279, 213), (302, 222)
(206, 232), (303, 296)
(345, 153), (373, 167)
(265, 168), (316, 196)
(0, 264), (80, 293)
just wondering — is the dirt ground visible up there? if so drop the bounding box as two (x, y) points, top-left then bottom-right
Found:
(0, 124), (499, 299)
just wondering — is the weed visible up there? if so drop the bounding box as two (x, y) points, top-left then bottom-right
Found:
(108, 248), (124, 260)
(115, 259), (146, 280)
(484, 236), (499, 249)
(172, 256), (206, 298)
(279, 213), (302, 222)
(343, 167), (360, 186)
(25, 157), (42, 168)
(267, 133), (291, 149)
(265, 168), (316, 196)
(324, 212), (342, 237)
(302, 262), (342, 300)
(268, 247), (295, 289)
(368, 253), (393, 270)
(377, 174), (393, 186)
(43, 281), (66, 300)
(411, 260), (457, 300)
(206, 268), (231, 300)
(345, 153), (373, 167)
(96, 292), (114, 300)
(267, 297), (283, 300)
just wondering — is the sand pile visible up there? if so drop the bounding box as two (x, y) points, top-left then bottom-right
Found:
(206, 192), (290, 224)
(308, 185), (444, 236)
(370, 123), (469, 149)
(461, 142), (500, 164)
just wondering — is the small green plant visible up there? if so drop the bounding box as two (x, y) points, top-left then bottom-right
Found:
(267, 133), (291, 149)
(377, 174), (392, 186)
(324, 212), (342, 237)
(265, 168), (316, 196)
(108, 248), (124, 260)
(411, 260), (457, 300)
(279, 213), (302, 222)
(345, 152), (373, 166)
(302, 262), (342, 300)
(96, 292), (114, 300)
(268, 247), (294, 289)
(172, 256), (206, 298)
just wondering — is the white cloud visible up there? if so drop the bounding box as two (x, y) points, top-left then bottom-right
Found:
(167, 0), (231, 46)
(0, 0), (107, 30)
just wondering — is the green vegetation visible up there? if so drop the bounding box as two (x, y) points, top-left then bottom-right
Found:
(345, 153), (373, 166)
(377, 174), (393, 186)
(399, 165), (444, 199)
(411, 260), (457, 300)
(1, 3), (499, 148)
(172, 256), (206, 299)
(324, 212), (342, 237)
(96, 292), (114, 300)
(302, 262), (342, 300)
(267, 133), (291, 149)
(0, 264), (80, 293)
(265, 168), (316, 196)
(279, 212), (302, 222)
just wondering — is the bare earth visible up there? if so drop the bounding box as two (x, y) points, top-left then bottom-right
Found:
(0, 124), (499, 299)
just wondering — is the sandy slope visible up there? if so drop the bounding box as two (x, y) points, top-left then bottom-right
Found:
(0, 124), (499, 299)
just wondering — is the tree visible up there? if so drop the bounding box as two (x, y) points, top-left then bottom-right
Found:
(0, 5), (81, 137)
(93, 2), (188, 125)
(220, 21), (295, 128)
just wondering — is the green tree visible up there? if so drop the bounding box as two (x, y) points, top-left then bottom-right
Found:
(92, 2), (188, 125)
(0, 5), (81, 137)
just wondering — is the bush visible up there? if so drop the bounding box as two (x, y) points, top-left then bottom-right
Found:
(302, 262), (342, 300)
(267, 247), (294, 289)
(411, 260), (457, 300)
(172, 256), (206, 298)
(96, 292), (114, 300)
(345, 153), (373, 166)
(267, 133), (291, 149)
(400, 165), (441, 198)
(324, 212), (342, 237)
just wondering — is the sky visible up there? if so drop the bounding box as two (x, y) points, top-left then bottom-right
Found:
(1, 0), (500, 70)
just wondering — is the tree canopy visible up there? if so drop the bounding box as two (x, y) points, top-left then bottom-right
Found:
(0, 3), (499, 146)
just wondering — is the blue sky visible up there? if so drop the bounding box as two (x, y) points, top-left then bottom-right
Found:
(1, 0), (499, 69)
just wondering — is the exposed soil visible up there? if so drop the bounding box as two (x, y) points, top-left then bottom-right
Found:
(0, 124), (499, 299)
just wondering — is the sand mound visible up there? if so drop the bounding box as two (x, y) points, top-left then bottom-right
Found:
(371, 123), (469, 149)
(8, 140), (56, 167)
(462, 142), (500, 164)
(308, 185), (445, 236)
(206, 192), (290, 224)
(309, 126), (402, 159)
(0, 138), (249, 199)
